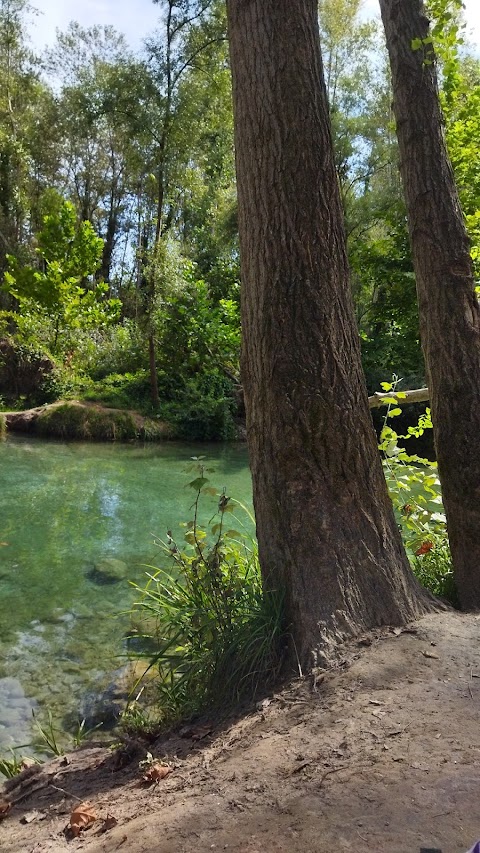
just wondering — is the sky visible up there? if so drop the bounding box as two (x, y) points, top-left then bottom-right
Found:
(26, 0), (480, 53)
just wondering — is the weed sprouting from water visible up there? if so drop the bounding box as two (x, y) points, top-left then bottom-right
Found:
(127, 460), (286, 727)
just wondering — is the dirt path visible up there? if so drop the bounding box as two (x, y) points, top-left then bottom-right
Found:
(2, 611), (480, 853)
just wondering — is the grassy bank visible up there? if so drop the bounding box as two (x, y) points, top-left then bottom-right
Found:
(5, 401), (172, 442)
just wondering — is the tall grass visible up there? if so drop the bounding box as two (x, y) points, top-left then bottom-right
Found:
(128, 461), (285, 725)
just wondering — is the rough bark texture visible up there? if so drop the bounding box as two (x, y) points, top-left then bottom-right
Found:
(380, 0), (480, 609)
(226, 0), (427, 668)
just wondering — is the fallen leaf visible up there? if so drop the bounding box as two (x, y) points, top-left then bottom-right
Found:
(369, 699), (384, 706)
(0, 542), (9, 547)
(0, 799), (12, 820)
(69, 801), (97, 836)
(391, 627), (402, 636)
(422, 650), (439, 660)
(142, 763), (171, 783)
(387, 729), (404, 737)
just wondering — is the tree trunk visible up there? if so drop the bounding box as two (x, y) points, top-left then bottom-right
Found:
(226, 0), (427, 668)
(99, 203), (118, 286)
(379, 0), (480, 609)
(148, 332), (160, 408)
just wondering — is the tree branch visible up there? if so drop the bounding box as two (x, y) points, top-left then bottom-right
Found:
(368, 387), (430, 409)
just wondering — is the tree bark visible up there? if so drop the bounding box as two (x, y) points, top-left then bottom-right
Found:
(226, 0), (427, 668)
(148, 332), (160, 408)
(379, 0), (480, 609)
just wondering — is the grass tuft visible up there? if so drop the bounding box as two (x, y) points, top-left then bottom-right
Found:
(127, 462), (286, 728)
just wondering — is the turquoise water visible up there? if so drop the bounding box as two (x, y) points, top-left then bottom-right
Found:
(0, 435), (251, 756)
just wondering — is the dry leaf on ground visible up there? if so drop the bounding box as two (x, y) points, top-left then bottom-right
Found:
(142, 763), (172, 783)
(69, 801), (98, 836)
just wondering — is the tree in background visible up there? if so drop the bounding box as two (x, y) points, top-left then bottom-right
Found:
(0, 0), (60, 278)
(2, 196), (119, 354)
(226, 0), (427, 667)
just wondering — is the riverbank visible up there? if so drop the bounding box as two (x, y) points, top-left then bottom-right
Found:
(2, 401), (172, 441)
(1, 610), (480, 853)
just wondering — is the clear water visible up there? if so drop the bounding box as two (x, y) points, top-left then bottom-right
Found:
(0, 435), (251, 756)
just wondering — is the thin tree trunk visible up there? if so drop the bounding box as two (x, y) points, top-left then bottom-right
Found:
(380, 0), (480, 609)
(148, 332), (160, 408)
(226, 0), (428, 668)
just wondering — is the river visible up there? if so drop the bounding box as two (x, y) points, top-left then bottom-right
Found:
(0, 435), (251, 757)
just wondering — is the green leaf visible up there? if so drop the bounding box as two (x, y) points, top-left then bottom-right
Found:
(380, 381), (393, 391)
(389, 408), (403, 417)
(187, 477), (209, 490)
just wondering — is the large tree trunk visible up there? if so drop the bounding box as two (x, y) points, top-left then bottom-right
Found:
(379, 0), (480, 609)
(226, 0), (427, 668)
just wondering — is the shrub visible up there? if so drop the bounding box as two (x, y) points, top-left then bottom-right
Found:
(161, 372), (237, 441)
(74, 321), (145, 381)
(127, 461), (285, 726)
(81, 371), (151, 411)
(379, 379), (456, 604)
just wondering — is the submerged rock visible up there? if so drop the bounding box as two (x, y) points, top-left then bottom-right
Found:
(88, 558), (129, 584)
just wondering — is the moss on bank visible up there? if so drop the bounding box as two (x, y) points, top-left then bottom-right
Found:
(5, 401), (172, 442)
(0, 412), (6, 438)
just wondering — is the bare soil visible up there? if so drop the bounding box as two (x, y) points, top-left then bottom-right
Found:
(2, 611), (480, 853)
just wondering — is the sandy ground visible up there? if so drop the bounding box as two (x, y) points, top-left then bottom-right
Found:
(2, 611), (480, 853)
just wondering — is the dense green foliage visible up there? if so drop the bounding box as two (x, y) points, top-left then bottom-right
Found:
(0, 0), (478, 432)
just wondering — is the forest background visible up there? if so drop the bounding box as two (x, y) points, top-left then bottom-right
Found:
(1, 0), (480, 444)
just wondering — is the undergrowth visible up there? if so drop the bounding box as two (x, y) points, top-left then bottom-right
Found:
(379, 378), (457, 604)
(127, 459), (285, 728)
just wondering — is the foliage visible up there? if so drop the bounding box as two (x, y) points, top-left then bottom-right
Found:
(0, 750), (27, 779)
(127, 461), (285, 726)
(73, 321), (145, 382)
(81, 371), (151, 411)
(379, 380), (457, 604)
(160, 371), (237, 440)
(2, 198), (120, 354)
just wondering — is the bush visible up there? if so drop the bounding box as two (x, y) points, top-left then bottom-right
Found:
(127, 462), (285, 726)
(379, 379), (456, 604)
(81, 371), (151, 411)
(161, 372), (237, 441)
(74, 321), (145, 381)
